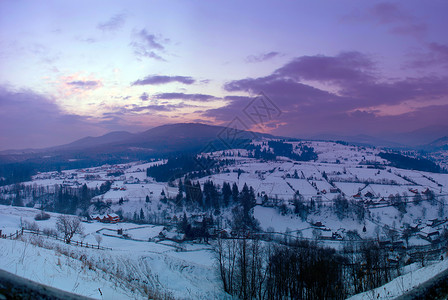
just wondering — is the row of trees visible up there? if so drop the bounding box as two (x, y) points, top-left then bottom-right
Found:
(174, 181), (259, 235)
(174, 179), (255, 212)
(216, 238), (347, 299)
(249, 141), (318, 162)
(146, 154), (235, 182)
(216, 237), (403, 299)
(0, 181), (112, 215)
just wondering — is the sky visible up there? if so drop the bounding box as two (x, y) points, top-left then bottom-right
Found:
(1, 0), (448, 150)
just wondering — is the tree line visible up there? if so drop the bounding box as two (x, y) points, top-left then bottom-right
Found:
(215, 237), (404, 299)
(0, 181), (112, 215)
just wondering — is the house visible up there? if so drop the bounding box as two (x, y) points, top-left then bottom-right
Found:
(330, 187), (339, 193)
(311, 221), (324, 228)
(419, 226), (440, 242)
(332, 232), (343, 240)
(320, 231), (333, 240)
(108, 213), (120, 223)
(91, 213), (120, 223)
(409, 188), (419, 194)
(422, 188), (432, 195)
(159, 229), (185, 242)
(353, 193), (362, 199)
(364, 191), (375, 199)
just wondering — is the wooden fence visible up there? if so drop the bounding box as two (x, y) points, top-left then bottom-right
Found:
(0, 228), (112, 250)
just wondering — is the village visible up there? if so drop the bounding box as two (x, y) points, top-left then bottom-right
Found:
(1, 139), (448, 299)
(4, 140), (447, 251)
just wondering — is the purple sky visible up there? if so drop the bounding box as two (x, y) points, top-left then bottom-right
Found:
(1, 1), (448, 150)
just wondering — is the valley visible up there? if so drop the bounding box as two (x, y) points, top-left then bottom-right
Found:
(2, 136), (448, 298)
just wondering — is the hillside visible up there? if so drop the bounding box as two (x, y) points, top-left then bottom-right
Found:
(2, 137), (448, 298)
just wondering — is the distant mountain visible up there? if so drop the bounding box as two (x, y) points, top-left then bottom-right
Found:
(428, 136), (448, 147)
(309, 125), (448, 148)
(309, 133), (406, 148)
(384, 125), (448, 146)
(47, 131), (134, 152)
(122, 123), (277, 152)
(0, 123), (278, 164)
(421, 136), (448, 151)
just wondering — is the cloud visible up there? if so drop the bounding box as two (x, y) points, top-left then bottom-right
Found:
(132, 75), (195, 86)
(139, 92), (149, 101)
(97, 13), (126, 32)
(246, 51), (281, 63)
(429, 42), (448, 58)
(370, 2), (408, 24)
(344, 2), (427, 38)
(121, 102), (194, 113)
(206, 52), (448, 137)
(371, 3), (427, 38)
(155, 92), (216, 102)
(273, 52), (375, 84)
(130, 29), (168, 61)
(57, 75), (104, 98)
(0, 86), (102, 150)
(67, 80), (102, 89)
(407, 42), (448, 70)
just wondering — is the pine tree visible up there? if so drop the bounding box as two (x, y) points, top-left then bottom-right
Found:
(232, 183), (239, 203)
(140, 208), (145, 221)
(239, 183), (256, 226)
(222, 182), (232, 206)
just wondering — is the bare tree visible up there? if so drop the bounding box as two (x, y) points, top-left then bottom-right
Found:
(56, 215), (83, 244)
(95, 234), (103, 249)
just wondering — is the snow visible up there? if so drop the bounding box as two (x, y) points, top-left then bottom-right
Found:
(0, 205), (226, 299)
(348, 258), (448, 300)
(0, 239), (138, 299)
(2, 140), (448, 298)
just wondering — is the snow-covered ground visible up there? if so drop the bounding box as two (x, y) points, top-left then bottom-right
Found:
(0, 238), (136, 299)
(1, 141), (448, 298)
(348, 257), (448, 300)
(0, 205), (226, 299)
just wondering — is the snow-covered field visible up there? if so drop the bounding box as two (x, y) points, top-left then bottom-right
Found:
(348, 257), (448, 300)
(1, 141), (448, 298)
(0, 205), (225, 299)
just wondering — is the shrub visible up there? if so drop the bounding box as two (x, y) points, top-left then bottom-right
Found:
(35, 211), (51, 221)
(23, 220), (39, 231)
(43, 227), (58, 237)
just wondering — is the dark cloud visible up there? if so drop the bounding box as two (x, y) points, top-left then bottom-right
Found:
(97, 13), (126, 32)
(123, 102), (193, 113)
(207, 52), (448, 137)
(246, 51), (281, 63)
(370, 3), (408, 24)
(430, 42), (448, 58)
(224, 95), (253, 102)
(0, 86), (101, 150)
(274, 52), (375, 84)
(407, 43), (448, 70)
(132, 75), (195, 86)
(139, 92), (149, 101)
(155, 92), (216, 102)
(67, 80), (101, 89)
(371, 3), (427, 38)
(130, 29), (167, 61)
(344, 2), (427, 38)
